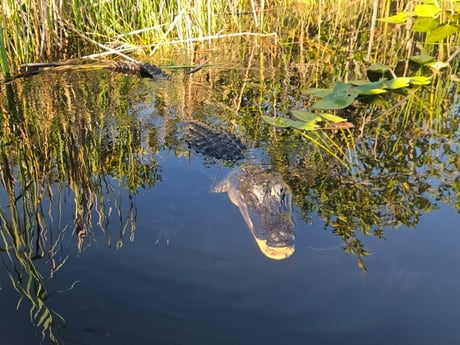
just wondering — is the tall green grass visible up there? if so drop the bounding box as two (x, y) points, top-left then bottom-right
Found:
(0, 24), (9, 77)
(0, 0), (410, 77)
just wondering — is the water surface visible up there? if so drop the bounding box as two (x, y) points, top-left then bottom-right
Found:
(0, 65), (460, 345)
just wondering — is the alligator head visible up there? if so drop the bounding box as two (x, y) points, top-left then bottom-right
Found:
(213, 164), (295, 260)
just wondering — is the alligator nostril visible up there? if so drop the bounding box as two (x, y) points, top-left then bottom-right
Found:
(267, 229), (295, 247)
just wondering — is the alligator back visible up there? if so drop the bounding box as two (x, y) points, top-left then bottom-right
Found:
(109, 61), (170, 80)
(183, 121), (246, 161)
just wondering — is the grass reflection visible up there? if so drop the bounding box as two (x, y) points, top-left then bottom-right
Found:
(0, 72), (160, 343)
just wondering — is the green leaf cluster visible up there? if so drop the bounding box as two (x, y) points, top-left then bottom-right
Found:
(304, 74), (430, 110)
(379, 2), (460, 43)
(263, 58), (434, 132)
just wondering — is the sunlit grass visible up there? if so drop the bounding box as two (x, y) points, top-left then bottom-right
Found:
(0, 0), (411, 77)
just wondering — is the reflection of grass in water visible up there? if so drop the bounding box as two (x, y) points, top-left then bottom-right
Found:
(297, 72), (460, 270)
(0, 73), (161, 343)
(299, 128), (358, 170)
(0, 156), (64, 343)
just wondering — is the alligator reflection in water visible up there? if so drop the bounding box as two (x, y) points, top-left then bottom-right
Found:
(183, 122), (295, 260)
(213, 164), (295, 259)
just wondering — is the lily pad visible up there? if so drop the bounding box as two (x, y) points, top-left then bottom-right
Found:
(410, 54), (436, 66)
(312, 81), (358, 110)
(291, 110), (321, 122)
(349, 81), (387, 95)
(367, 63), (395, 81)
(317, 113), (348, 123)
(290, 121), (321, 131)
(262, 116), (297, 128)
(408, 76), (432, 85)
(426, 61), (450, 71)
(262, 116), (319, 131)
(381, 77), (411, 89)
(367, 63), (393, 74)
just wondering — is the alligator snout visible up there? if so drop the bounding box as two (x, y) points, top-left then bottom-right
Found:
(267, 229), (296, 247)
(214, 164), (296, 260)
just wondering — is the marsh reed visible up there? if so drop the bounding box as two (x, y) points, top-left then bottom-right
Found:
(1, 0), (415, 78)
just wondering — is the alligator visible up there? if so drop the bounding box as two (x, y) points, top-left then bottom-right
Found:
(5, 60), (170, 83)
(183, 121), (295, 260)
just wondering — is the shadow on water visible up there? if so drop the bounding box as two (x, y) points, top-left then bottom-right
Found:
(0, 39), (460, 344)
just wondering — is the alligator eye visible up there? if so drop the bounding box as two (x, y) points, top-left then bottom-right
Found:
(280, 189), (287, 202)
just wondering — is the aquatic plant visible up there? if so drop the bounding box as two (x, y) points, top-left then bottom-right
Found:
(379, 1), (460, 44)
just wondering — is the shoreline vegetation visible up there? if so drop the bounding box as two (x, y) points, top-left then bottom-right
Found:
(1, 0), (415, 78)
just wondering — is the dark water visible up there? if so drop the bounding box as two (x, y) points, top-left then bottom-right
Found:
(1, 68), (460, 345)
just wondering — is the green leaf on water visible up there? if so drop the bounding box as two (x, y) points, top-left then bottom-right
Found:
(313, 94), (357, 110)
(349, 81), (387, 95)
(290, 120), (321, 131)
(317, 113), (348, 123)
(378, 12), (409, 24)
(366, 63), (396, 81)
(262, 116), (320, 130)
(291, 110), (322, 128)
(414, 4), (442, 18)
(293, 111), (350, 125)
(263, 111), (349, 131)
(262, 115), (295, 128)
(312, 81), (358, 110)
(367, 63), (393, 74)
(381, 77), (411, 89)
(292, 111), (351, 129)
(408, 76), (432, 85)
(409, 54), (436, 66)
(426, 24), (459, 43)
(291, 110), (320, 122)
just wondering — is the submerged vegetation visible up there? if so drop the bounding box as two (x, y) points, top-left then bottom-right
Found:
(1, 0), (460, 343)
